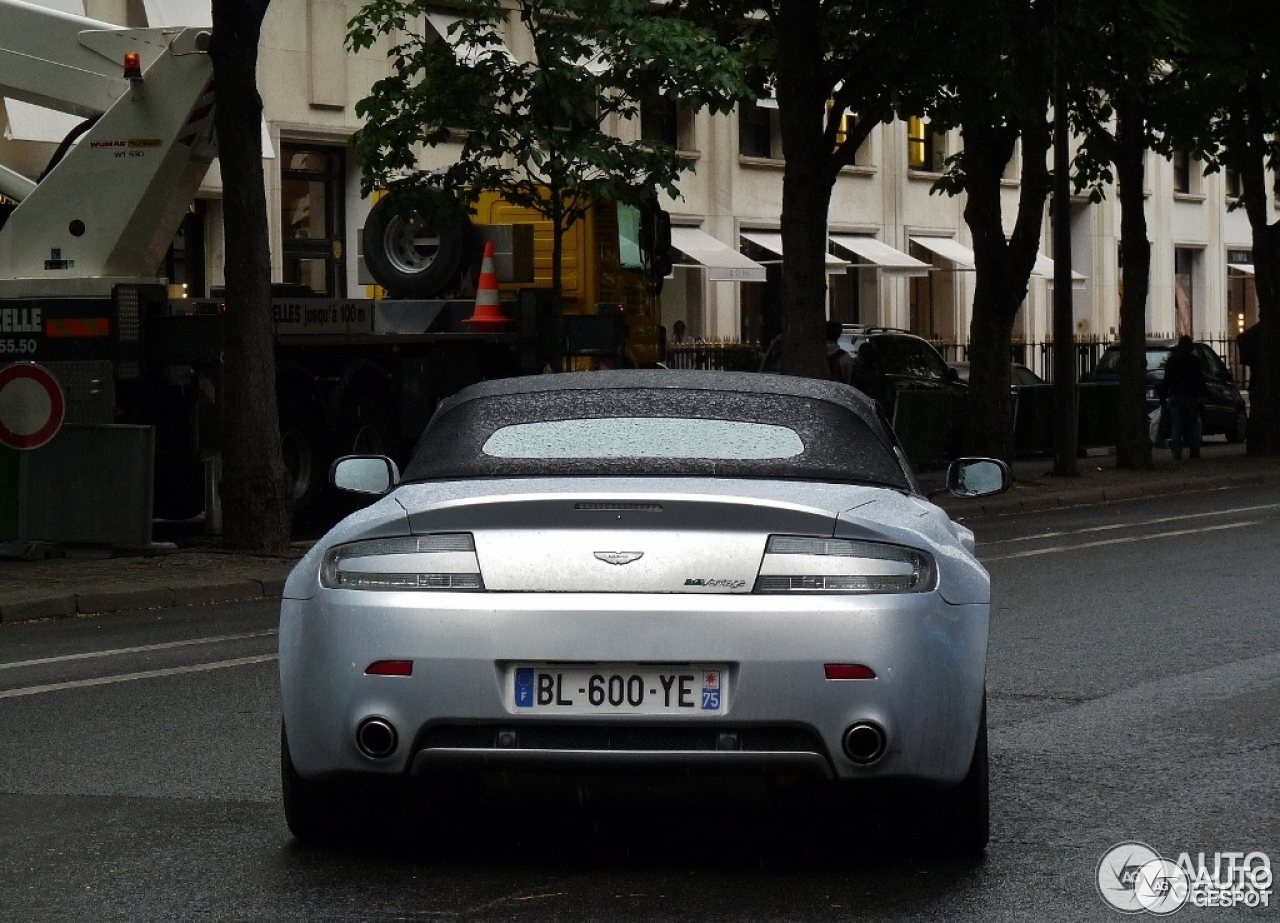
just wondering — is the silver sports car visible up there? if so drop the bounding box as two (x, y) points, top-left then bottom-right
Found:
(279, 370), (1009, 851)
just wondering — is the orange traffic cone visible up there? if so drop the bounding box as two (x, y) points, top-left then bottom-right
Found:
(464, 241), (509, 328)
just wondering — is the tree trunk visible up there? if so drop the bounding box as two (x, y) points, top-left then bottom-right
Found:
(961, 122), (1050, 459)
(1235, 90), (1280, 455)
(210, 0), (292, 553)
(1114, 89), (1153, 469)
(774, 0), (831, 381)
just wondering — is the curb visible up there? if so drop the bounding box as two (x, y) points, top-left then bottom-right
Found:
(940, 469), (1280, 519)
(0, 578), (286, 624)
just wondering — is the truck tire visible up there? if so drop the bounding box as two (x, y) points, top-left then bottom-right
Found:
(362, 195), (471, 298)
(338, 397), (395, 458)
(279, 400), (326, 529)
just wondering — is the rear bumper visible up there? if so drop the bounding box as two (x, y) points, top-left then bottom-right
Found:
(279, 590), (988, 785)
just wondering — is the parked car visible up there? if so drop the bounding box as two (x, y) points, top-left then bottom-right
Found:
(278, 370), (1011, 854)
(948, 361), (1045, 388)
(1089, 340), (1247, 444)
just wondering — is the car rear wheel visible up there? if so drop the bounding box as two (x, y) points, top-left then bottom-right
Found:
(281, 725), (339, 842)
(281, 725), (404, 844)
(929, 700), (989, 856)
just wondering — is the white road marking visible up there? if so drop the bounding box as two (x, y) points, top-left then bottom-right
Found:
(0, 629), (277, 671)
(982, 521), (1257, 561)
(0, 654), (278, 699)
(980, 502), (1280, 546)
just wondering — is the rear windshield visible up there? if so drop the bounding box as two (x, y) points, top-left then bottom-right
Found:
(405, 388), (911, 488)
(1095, 348), (1171, 374)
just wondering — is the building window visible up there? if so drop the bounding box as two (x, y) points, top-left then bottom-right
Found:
(829, 106), (873, 167)
(281, 143), (346, 296)
(641, 98), (696, 152)
(1172, 151), (1192, 194)
(739, 103), (781, 159)
(642, 98), (678, 147)
(907, 116), (945, 172)
(1225, 167), (1242, 199)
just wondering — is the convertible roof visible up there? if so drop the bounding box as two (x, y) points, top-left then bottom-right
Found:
(435, 369), (883, 424)
(409, 370), (910, 488)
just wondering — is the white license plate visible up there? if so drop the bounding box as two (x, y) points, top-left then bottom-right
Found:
(510, 665), (728, 716)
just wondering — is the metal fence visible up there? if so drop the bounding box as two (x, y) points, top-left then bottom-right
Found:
(668, 333), (1245, 385)
(666, 342), (764, 372)
(931, 334), (1245, 385)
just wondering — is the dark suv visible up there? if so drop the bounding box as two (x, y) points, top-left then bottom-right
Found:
(835, 325), (965, 407)
(1089, 339), (1247, 443)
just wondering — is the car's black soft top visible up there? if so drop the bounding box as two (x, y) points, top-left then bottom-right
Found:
(405, 370), (913, 488)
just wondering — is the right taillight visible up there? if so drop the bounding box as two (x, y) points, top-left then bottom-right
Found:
(754, 536), (937, 594)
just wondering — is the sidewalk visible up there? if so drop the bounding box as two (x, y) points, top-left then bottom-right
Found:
(928, 441), (1280, 518)
(2, 443), (1278, 624)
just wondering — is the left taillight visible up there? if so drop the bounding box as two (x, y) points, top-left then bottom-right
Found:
(753, 536), (937, 594)
(320, 534), (484, 591)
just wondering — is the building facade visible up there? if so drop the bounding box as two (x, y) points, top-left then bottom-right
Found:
(3, 0), (1274, 373)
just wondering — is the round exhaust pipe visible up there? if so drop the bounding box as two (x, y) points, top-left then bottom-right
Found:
(842, 722), (886, 764)
(356, 717), (398, 759)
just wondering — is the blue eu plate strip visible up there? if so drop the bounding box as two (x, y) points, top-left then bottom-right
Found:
(514, 667), (534, 708)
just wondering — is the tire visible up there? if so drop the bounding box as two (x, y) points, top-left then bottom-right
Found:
(1226, 406), (1247, 444)
(930, 699), (989, 856)
(362, 195), (471, 298)
(281, 725), (404, 844)
(281, 724), (340, 843)
(338, 397), (396, 458)
(278, 400), (327, 529)
(1149, 409), (1166, 447)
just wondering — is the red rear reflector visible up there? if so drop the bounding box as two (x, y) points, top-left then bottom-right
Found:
(45, 318), (110, 337)
(824, 664), (876, 680)
(365, 660), (413, 676)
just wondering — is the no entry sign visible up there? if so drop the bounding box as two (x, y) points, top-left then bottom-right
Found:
(0, 362), (65, 450)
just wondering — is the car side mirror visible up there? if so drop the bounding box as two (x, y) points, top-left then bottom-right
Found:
(330, 455), (400, 495)
(943, 458), (1011, 498)
(945, 367), (960, 383)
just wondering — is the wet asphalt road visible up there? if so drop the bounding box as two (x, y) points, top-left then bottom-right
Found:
(1, 486), (1278, 922)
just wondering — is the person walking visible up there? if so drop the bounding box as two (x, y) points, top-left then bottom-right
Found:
(1158, 335), (1209, 460)
(826, 321), (854, 384)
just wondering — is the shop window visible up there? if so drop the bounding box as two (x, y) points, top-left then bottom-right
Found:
(281, 143), (346, 296)
(1174, 247), (1197, 336)
(164, 203), (207, 299)
(907, 116), (946, 172)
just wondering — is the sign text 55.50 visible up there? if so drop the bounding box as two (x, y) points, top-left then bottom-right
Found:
(0, 339), (37, 355)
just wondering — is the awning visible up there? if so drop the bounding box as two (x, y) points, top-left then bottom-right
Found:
(1032, 253), (1088, 286)
(909, 235), (976, 269)
(1228, 263), (1256, 276)
(740, 231), (848, 269)
(911, 236), (1086, 286)
(829, 235), (930, 276)
(670, 227), (767, 282)
(426, 11), (514, 64)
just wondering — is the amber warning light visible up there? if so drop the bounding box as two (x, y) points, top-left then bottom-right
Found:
(123, 52), (142, 80)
